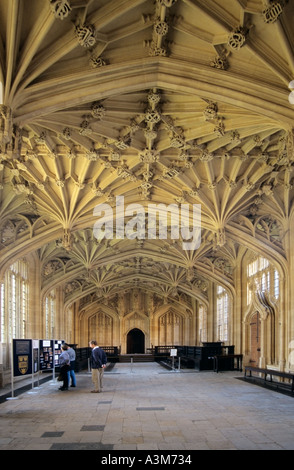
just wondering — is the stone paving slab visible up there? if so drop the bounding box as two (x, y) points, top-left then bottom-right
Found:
(0, 362), (294, 451)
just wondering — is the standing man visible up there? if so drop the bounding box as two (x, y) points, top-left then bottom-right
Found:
(65, 344), (77, 388)
(89, 340), (107, 393)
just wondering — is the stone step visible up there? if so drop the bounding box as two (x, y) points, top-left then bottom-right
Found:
(119, 354), (154, 363)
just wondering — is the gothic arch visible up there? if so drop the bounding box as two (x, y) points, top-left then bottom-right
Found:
(243, 291), (277, 368)
(122, 311), (149, 355)
(153, 304), (192, 346)
(79, 303), (120, 347)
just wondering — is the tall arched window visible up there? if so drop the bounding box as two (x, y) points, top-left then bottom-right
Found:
(45, 290), (56, 339)
(0, 259), (29, 342)
(198, 303), (207, 343)
(0, 282), (5, 342)
(247, 255), (279, 304)
(216, 286), (229, 342)
(0, 78), (3, 104)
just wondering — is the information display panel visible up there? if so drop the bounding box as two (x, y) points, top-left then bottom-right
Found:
(32, 339), (39, 373)
(39, 340), (54, 370)
(12, 339), (32, 377)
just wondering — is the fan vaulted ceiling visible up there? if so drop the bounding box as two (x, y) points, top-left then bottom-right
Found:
(0, 0), (294, 308)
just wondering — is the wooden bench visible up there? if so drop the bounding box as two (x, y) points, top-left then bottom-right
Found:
(244, 365), (294, 394)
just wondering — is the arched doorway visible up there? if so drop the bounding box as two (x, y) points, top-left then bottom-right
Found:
(127, 328), (145, 354)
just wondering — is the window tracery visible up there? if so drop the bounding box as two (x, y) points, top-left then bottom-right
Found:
(216, 286), (229, 342)
(0, 259), (28, 342)
(247, 255), (279, 305)
(45, 290), (56, 339)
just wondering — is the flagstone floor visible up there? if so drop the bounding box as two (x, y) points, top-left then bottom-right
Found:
(1, 362), (294, 451)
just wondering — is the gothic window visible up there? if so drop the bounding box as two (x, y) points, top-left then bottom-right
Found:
(274, 269), (279, 298)
(247, 256), (280, 304)
(0, 282), (4, 342)
(45, 290), (56, 339)
(0, 259), (29, 341)
(198, 304), (207, 343)
(216, 286), (229, 342)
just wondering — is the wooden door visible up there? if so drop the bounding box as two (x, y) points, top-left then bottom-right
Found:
(127, 328), (145, 354)
(250, 312), (261, 365)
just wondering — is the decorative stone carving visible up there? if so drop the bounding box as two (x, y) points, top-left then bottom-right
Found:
(85, 149), (99, 161)
(62, 127), (71, 140)
(230, 130), (241, 144)
(157, 0), (177, 7)
(43, 260), (63, 276)
(148, 92), (161, 106)
(117, 165), (137, 182)
(35, 132), (46, 144)
(49, 0), (71, 20)
(0, 105), (12, 145)
(169, 135), (186, 148)
(215, 228), (226, 247)
(55, 179), (65, 187)
(261, 183), (273, 196)
(91, 102), (106, 119)
(255, 216), (282, 244)
(79, 119), (92, 136)
(62, 228), (72, 250)
(203, 103), (218, 121)
(1, 221), (16, 243)
(149, 43), (167, 56)
(214, 118), (225, 137)
(139, 149), (159, 163)
(65, 280), (81, 295)
(90, 56), (106, 68)
(154, 20), (169, 36)
(193, 278), (208, 293)
(144, 109), (161, 124)
(211, 55), (229, 70)
(162, 166), (180, 178)
(12, 183), (32, 195)
(0, 218), (30, 243)
(257, 152), (269, 162)
(66, 150), (76, 159)
(115, 138), (130, 150)
(76, 24), (96, 48)
(199, 150), (214, 161)
(188, 188), (199, 198)
(228, 27), (248, 50)
(263, 2), (284, 23)
(109, 151), (121, 161)
(214, 257), (233, 275)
